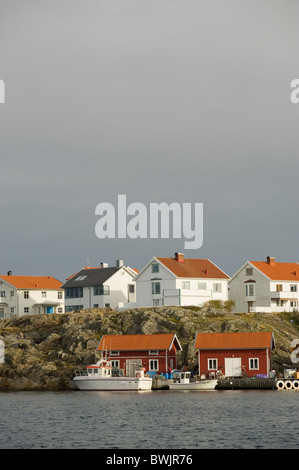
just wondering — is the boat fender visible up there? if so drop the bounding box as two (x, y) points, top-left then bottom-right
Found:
(276, 380), (285, 390)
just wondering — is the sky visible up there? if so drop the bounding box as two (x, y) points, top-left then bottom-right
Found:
(0, 0), (299, 282)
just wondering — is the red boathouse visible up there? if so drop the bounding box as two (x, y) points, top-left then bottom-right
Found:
(194, 331), (275, 378)
(97, 333), (182, 375)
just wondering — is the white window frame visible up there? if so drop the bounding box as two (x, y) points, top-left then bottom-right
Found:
(182, 281), (190, 289)
(151, 263), (159, 273)
(111, 360), (120, 368)
(249, 358), (259, 370)
(149, 359), (159, 371)
(110, 350), (119, 356)
(198, 282), (207, 290)
(213, 283), (222, 293)
(152, 282), (161, 295)
(149, 350), (158, 355)
(245, 284), (255, 296)
(208, 358), (218, 370)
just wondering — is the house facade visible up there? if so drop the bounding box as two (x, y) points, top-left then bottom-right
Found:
(62, 260), (137, 312)
(194, 331), (275, 378)
(229, 256), (299, 313)
(134, 252), (230, 307)
(96, 333), (182, 375)
(0, 273), (64, 318)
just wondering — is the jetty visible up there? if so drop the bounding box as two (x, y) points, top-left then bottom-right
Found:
(216, 377), (276, 390)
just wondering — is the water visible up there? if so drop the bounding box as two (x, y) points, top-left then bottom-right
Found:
(0, 389), (298, 449)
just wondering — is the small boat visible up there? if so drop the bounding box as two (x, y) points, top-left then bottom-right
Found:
(169, 371), (218, 391)
(72, 358), (152, 391)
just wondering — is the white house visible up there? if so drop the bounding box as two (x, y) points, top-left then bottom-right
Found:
(134, 252), (230, 307)
(62, 260), (137, 312)
(229, 256), (299, 313)
(0, 272), (64, 318)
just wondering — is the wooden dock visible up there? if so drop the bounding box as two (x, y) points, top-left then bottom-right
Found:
(216, 377), (276, 390)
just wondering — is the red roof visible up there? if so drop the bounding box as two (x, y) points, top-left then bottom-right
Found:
(97, 334), (182, 351)
(157, 257), (229, 279)
(0, 275), (63, 290)
(250, 261), (299, 281)
(194, 332), (274, 350)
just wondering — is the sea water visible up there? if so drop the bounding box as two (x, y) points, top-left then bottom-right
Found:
(0, 389), (298, 449)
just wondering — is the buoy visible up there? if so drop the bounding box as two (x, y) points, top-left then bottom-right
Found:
(276, 380), (285, 390)
(284, 380), (293, 390)
(292, 380), (299, 390)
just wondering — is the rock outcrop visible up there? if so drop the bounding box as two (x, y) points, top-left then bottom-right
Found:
(0, 306), (298, 390)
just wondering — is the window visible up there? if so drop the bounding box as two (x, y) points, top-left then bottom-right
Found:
(213, 283), (222, 293)
(66, 287), (83, 298)
(65, 305), (83, 312)
(0, 291), (6, 298)
(94, 285), (110, 295)
(149, 359), (159, 371)
(276, 284), (283, 292)
(245, 284), (255, 296)
(24, 307), (29, 313)
(75, 275), (87, 281)
(111, 360), (120, 368)
(58, 308), (63, 313)
(291, 285), (297, 292)
(153, 299), (160, 306)
(198, 283), (207, 290)
(149, 350), (158, 355)
(249, 358), (259, 370)
(152, 264), (159, 273)
(182, 281), (190, 289)
(246, 268), (253, 276)
(10, 307), (14, 314)
(24, 291), (29, 299)
(58, 291), (63, 299)
(10, 291), (14, 298)
(208, 359), (218, 370)
(110, 351), (119, 356)
(42, 291), (47, 298)
(152, 282), (161, 295)
(290, 301), (298, 308)
(105, 303), (110, 308)
(129, 284), (135, 293)
(93, 304), (99, 308)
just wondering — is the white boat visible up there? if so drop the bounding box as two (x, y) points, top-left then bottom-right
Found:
(169, 371), (218, 391)
(72, 358), (152, 391)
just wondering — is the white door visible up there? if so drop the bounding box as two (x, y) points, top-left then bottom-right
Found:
(225, 358), (241, 377)
(126, 359), (142, 377)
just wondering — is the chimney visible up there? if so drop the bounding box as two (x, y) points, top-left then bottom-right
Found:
(175, 252), (184, 263)
(205, 269), (209, 275)
(101, 262), (108, 268)
(116, 259), (124, 268)
(266, 256), (276, 266)
(294, 271), (298, 276)
(7, 271), (12, 276)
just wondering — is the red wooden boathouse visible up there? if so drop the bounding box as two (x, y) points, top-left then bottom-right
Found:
(194, 331), (275, 378)
(97, 333), (182, 375)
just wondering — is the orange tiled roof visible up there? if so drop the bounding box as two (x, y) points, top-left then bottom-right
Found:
(0, 275), (63, 290)
(194, 332), (274, 350)
(250, 261), (299, 281)
(97, 334), (182, 351)
(157, 257), (229, 279)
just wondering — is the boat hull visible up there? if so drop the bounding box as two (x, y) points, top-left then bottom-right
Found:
(73, 376), (152, 391)
(169, 379), (218, 391)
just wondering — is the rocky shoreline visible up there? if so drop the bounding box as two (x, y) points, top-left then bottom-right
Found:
(0, 306), (298, 391)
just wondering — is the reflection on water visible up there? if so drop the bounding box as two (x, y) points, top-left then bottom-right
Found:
(0, 389), (299, 449)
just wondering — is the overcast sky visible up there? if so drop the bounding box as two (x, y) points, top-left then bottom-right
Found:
(0, 0), (298, 282)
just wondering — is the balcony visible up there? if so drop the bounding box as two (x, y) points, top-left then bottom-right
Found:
(271, 291), (298, 300)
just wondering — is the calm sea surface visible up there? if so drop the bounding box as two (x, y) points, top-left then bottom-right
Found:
(0, 389), (298, 449)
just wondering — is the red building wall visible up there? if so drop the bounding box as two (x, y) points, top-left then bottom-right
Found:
(198, 348), (270, 377)
(106, 345), (178, 374)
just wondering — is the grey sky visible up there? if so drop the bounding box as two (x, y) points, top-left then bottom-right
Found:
(0, 1), (298, 282)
